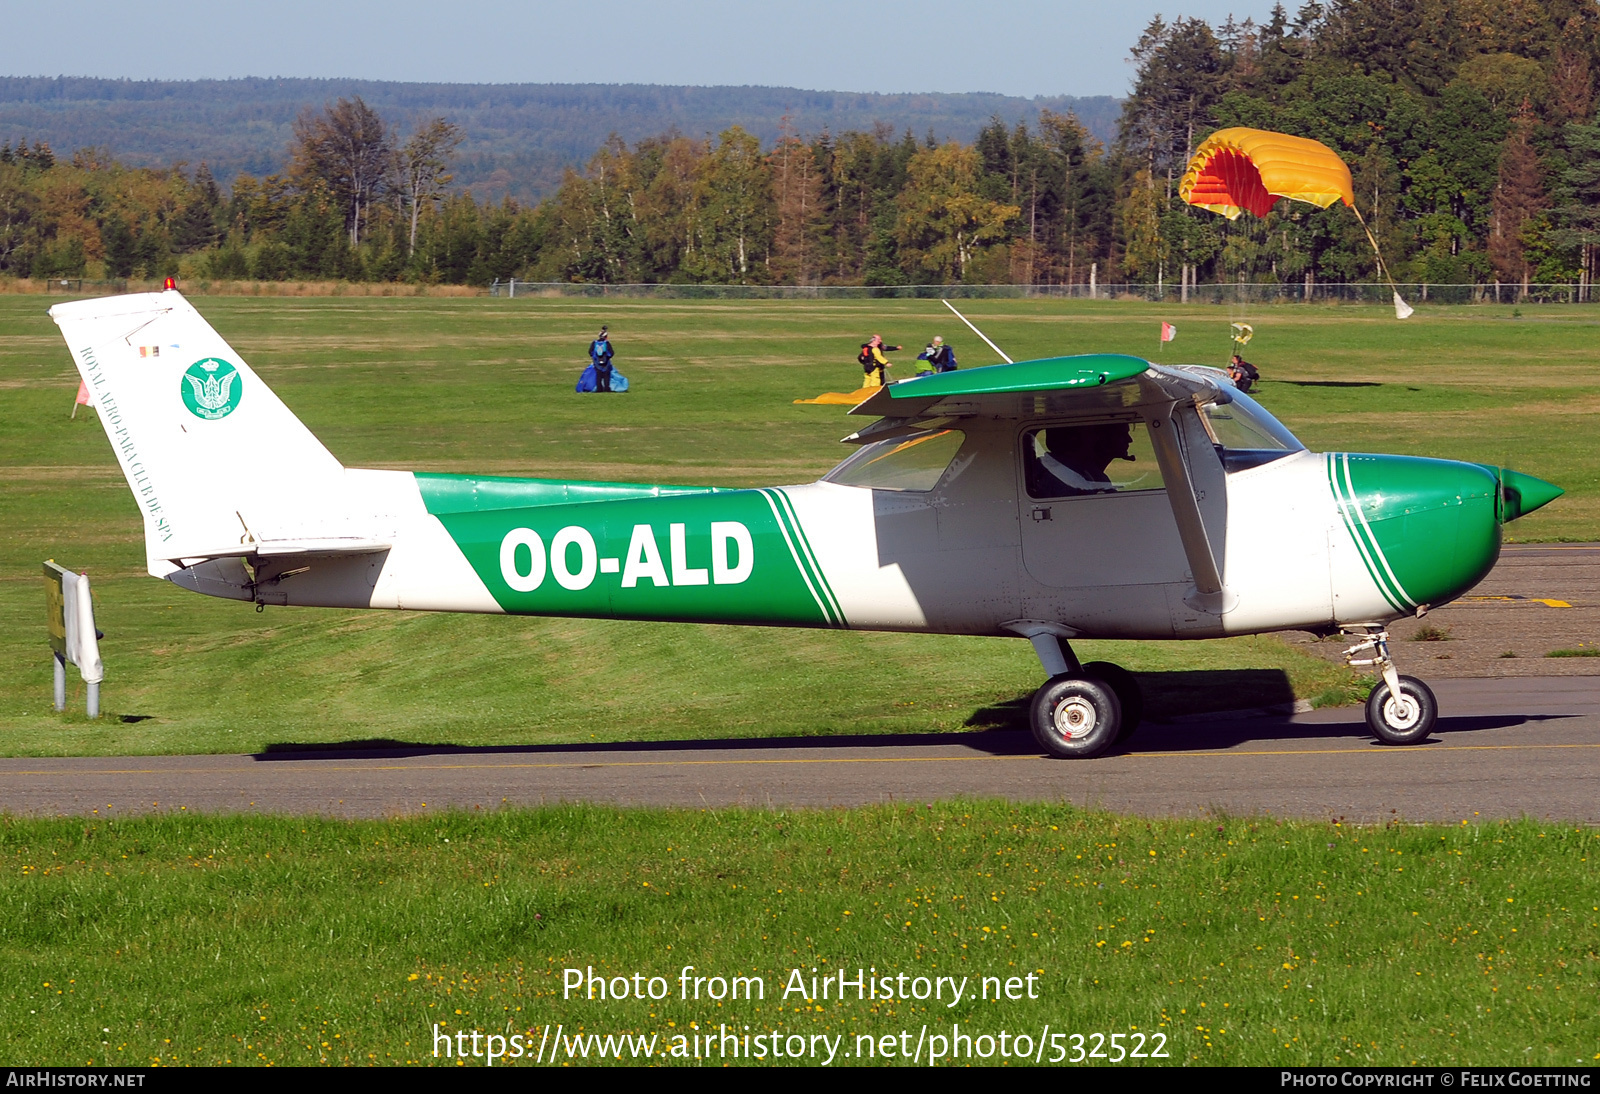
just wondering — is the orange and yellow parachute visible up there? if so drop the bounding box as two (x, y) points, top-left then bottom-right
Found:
(1178, 127), (1353, 220)
(1180, 127), (1413, 318)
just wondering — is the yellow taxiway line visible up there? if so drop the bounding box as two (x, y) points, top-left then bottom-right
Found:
(2, 741), (1598, 777)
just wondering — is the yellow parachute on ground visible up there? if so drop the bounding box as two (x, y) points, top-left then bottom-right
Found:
(1178, 128), (1354, 219)
(794, 386), (877, 406)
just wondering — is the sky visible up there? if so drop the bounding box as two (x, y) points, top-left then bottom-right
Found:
(6, 1), (1283, 98)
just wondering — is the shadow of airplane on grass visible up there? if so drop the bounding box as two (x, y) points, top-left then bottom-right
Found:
(256, 669), (1575, 762)
(1271, 380), (1383, 388)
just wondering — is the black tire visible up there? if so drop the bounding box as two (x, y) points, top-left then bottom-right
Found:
(1082, 661), (1144, 742)
(1030, 675), (1122, 759)
(1365, 675), (1438, 745)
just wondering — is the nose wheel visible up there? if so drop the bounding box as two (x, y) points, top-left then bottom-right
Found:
(1344, 627), (1439, 745)
(1366, 674), (1438, 744)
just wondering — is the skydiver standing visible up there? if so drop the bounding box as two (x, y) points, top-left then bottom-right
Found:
(917, 335), (957, 373)
(589, 326), (615, 393)
(858, 334), (902, 387)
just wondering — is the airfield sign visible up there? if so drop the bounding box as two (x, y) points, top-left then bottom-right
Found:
(44, 560), (104, 718)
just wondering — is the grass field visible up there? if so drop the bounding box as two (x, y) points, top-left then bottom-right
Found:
(2, 805), (1595, 1067)
(2, 294), (1596, 755)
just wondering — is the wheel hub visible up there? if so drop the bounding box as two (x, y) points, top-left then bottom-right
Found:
(1052, 697), (1097, 739)
(1383, 694), (1420, 730)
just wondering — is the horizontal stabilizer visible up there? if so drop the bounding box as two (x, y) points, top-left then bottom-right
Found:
(171, 537), (393, 564)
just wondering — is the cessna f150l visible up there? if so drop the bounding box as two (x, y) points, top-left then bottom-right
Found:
(52, 290), (1563, 758)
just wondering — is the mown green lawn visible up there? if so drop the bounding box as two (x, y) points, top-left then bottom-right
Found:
(2, 294), (1591, 754)
(1, 805), (1594, 1067)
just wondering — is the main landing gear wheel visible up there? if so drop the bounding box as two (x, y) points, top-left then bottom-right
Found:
(1365, 675), (1437, 745)
(1030, 674), (1122, 759)
(1082, 661), (1143, 742)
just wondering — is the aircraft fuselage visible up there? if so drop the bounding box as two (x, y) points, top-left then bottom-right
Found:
(175, 420), (1506, 642)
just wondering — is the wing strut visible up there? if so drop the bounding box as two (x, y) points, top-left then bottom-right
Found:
(1147, 405), (1237, 615)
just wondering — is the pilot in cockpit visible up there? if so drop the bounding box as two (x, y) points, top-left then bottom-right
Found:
(1029, 422), (1136, 497)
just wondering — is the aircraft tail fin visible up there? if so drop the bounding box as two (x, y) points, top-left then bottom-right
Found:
(50, 289), (349, 576)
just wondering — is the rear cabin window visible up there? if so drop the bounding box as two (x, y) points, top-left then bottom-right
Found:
(1023, 421), (1165, 499)
(824, 429), (967, 492)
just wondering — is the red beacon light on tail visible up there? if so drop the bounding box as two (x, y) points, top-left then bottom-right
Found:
(163, 277), (177, 291)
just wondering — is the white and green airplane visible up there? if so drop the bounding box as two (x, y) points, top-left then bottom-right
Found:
(52, 289), (1562, 758)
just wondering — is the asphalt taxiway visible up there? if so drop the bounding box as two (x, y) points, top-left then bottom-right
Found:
(2, 675), (1595, 823)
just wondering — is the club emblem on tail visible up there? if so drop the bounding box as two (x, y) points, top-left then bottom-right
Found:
(181, 358), (242, 420)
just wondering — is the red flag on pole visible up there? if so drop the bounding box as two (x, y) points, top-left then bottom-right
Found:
(72, 379), (94, 418)
(1160, 322), (1177, 343)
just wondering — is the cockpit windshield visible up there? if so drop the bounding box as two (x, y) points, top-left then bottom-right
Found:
(1198, 389), (1306, 472)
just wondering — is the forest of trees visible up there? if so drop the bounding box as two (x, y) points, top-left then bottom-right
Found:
(4, 0), (1600, 289)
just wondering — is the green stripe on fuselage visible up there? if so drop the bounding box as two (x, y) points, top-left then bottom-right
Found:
(426, 482), (835, 627)
(760, 488), (844, 626)
(416, 472), (721, 515)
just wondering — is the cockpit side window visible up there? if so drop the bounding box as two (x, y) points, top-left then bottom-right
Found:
(1023, 420), (1166, 500)
(1198, 389), (1306, 472)
(824, 429), (968, 492)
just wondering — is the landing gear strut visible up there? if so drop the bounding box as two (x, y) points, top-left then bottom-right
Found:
(1018, 629), (1145, 759)
(1343, 627), (1438, 745)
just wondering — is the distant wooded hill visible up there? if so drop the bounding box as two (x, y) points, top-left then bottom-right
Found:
(0, 77), (1120, 202)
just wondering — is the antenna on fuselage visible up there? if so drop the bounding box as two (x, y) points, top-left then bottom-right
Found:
(942, 299), (1013, 364)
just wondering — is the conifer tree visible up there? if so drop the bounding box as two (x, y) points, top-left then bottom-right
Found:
(770, 125), (826, 284)
(1490, 103), (1546, 286)
(101, 214), (136, 278)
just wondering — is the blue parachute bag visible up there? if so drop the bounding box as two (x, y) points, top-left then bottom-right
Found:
(575, 364), (599, 393)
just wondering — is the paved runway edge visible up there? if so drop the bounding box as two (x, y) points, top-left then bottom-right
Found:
(2, 677), (1597, 823)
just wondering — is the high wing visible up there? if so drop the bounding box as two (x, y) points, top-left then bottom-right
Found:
(846, 354), (1237, 614)
(847, 353), (1218, 426)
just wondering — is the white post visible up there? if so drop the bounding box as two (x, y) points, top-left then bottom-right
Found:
(1090, 262), (1097, 299)
(509, 277), (516, 299)
(53, 653), (65, 711)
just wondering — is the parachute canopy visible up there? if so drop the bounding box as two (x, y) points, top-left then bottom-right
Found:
(1179, 128), (1354, 220)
